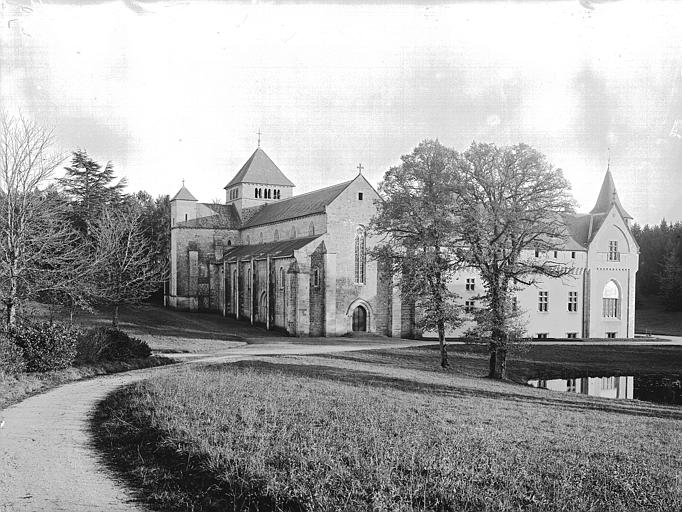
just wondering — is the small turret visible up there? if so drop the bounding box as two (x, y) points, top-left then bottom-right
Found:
(170, 182), (197, 226)
(590, 168), (633, 226)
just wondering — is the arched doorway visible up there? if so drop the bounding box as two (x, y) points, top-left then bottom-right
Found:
(258, 291), (267, 324)
(352, 305), (367, 332)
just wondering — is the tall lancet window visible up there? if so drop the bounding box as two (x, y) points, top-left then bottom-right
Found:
(354, 226), (366, 284)
(602, 280), (620, 318)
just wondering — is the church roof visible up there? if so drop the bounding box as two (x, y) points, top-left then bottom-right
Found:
(224, 148), (295, 189)
(176, 203), (241, 229)
(171, 185), (197, 201)
(222, 235), (322, 261)
(590, 168), (632, 219)
(242, 180), (353, 228)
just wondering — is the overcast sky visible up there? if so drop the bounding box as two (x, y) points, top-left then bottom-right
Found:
(1, 0), (681, 225)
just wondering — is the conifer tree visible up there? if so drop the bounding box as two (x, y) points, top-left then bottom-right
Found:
(59, 150), (127, 234)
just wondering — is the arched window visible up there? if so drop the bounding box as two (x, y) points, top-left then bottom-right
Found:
(274, 229), (279, 242)
(290, 226), (296, 239)
(355, 226), (366, 284)
(246, 235), (250, 245)
(279, 267), (285, 290)
(275, 190), (280, 199)
(227, 240), (232, 246)
(254, 187), (258, 198)
(259, 232), (263, 244)
(313, 267), (320, 287)
(602, 280), (620, 318)
(247, 269), (252, 293)
(267, 189), (272, 199)
(309, 221), (315, 236)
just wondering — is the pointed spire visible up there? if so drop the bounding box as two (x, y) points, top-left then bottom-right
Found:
(171, 182), (197, 201)
(590, 167), (632, 219)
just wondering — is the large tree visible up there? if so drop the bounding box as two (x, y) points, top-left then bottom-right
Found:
(371, 140), (462, 368)
(452, 142), (576, 379)
(59, 149), (127, 234)
(89, 206), (168, 327)
(0, 116), (89, 325)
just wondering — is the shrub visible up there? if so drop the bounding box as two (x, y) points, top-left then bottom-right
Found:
(76, 327), (151, 364)
(0, 333), (26, 374)
(9, 322), (78, 372)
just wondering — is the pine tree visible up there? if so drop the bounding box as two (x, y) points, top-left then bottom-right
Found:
(59, 150), (127, 234)
(659, 240), (682, 311)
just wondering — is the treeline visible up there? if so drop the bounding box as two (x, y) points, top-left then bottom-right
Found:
(0, 116), (169, 327)
(632, 220), (682, 311)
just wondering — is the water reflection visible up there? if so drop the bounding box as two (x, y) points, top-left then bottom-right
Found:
(528, 376), (682, 405)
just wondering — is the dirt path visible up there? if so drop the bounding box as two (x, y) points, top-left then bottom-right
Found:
(0, 340), (430, 512)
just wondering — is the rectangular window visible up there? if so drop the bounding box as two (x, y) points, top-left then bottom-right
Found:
(571, 251), (576, 259)
(534, 248), (540, 258)
(358, 192), (363, 200)
(536, 333), (548, 339)
(567, 332), (577, 339)
(567, 378), (577, 392)
(608, 240), (620, 261)
(465, 278), (475, 291)
(606, 331), (617, 339)
(602, 298), (620, 318)
(553, 251), (558, 258)
(568, 291), (578, 312)
(538, 291), (549, 312)
(465, 300), (475, 313)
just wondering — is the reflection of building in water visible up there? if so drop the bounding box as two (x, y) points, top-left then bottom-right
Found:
(529, 376), (634, 399)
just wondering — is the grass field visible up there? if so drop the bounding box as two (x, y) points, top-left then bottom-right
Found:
(635, 295), (682, 336)
(323, 343), (682, 382)
(93, 351), (682, 512)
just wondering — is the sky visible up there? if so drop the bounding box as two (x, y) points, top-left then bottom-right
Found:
(1, 0), (681, 225)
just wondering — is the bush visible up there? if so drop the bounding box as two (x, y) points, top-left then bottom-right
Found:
(76, 327), (151, 364)
(0, 334), (26, 374)
(8, 322), (78, 372)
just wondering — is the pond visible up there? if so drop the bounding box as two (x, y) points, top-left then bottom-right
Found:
(527, 375), (682, 406)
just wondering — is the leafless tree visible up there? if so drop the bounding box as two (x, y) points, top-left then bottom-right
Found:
(89, 206), (168, 327)
(0, 115), (88, 325)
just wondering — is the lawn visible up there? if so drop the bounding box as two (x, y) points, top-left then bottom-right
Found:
(93, 353), (682, 512)
(322, 343), (682, 382)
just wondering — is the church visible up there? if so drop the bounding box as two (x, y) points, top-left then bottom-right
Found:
(167, 146), (639, 339)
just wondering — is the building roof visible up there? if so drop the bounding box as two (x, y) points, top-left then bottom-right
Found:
(224, 148), (296, 189)
(242, 180), (352, 228)
(590, 168), (632, 219)
(222, 235), (322, 261)
(171, 185), (197, 201)
(176, 203), (241, 229)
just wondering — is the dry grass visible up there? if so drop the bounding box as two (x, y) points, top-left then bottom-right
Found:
(0, 356), (172, 411)
(93, 357), (682, 512)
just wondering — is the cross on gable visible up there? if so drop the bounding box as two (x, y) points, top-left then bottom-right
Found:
(357, 163), (364, 174)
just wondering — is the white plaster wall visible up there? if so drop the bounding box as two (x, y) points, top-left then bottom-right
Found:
(586, 206), (639, 338)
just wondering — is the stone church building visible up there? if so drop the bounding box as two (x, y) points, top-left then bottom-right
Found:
(167, 147), (638, 339)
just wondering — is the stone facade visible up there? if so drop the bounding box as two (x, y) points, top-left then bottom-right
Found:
(167, 148), (638, 340)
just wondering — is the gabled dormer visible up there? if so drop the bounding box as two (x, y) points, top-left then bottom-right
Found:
(224, 147), (295, 217)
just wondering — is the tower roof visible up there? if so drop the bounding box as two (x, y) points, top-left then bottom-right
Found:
(171, 184), (197, 201)
(224, 147), (295, 189)
(590, 168), (632, 219)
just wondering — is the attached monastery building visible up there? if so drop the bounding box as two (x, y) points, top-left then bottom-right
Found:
(168, 147), (638, 339)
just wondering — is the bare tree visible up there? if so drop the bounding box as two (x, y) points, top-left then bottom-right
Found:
(89, 206), (168, 327)
(452, 142), (576, 379)
(0, 115), (87, 325)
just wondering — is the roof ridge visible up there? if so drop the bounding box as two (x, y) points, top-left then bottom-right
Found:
(267, 180), (353, 206)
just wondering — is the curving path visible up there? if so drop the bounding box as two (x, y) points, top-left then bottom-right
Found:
(0, 340), (431, 512)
